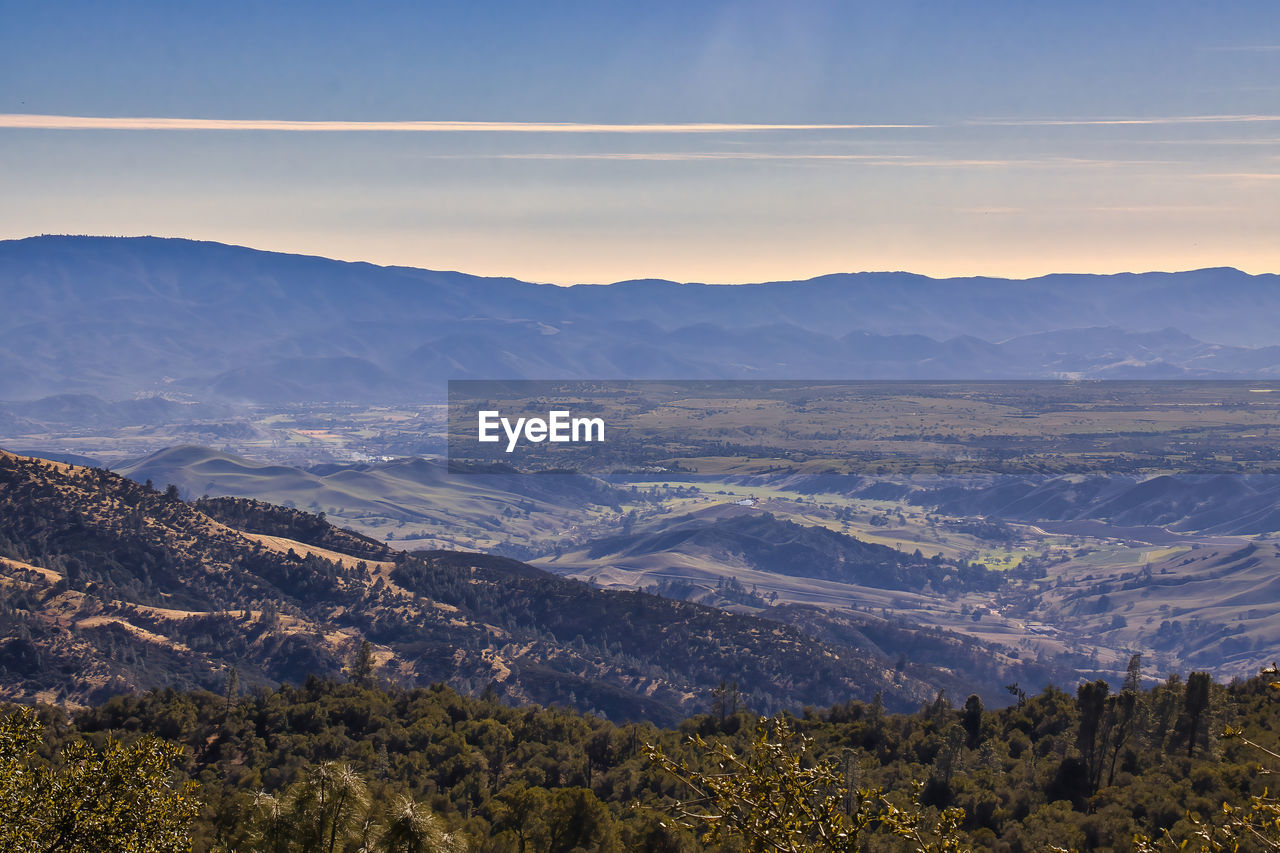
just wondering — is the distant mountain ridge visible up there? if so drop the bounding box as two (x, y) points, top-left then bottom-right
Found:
(4, 235), (1280, 400)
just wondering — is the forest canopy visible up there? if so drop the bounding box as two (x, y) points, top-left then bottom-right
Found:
(4, 667), (1280, 852)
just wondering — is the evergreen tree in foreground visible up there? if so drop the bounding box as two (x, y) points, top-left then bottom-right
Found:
(644, 716), (969, 852)
(0, 707), (199, 852)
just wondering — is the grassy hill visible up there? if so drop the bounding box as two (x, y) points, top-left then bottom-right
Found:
(114, 445), (648, 554)
(0, 450), (1033, 720)
(562, 511), (1000, 593)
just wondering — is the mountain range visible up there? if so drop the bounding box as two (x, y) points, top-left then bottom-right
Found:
(5, 235), (1280, 401)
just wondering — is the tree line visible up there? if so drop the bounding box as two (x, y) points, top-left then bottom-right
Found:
(4, 660), (1280, 851)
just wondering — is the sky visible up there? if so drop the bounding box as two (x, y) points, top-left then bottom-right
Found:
(2, 1), (1279, 284)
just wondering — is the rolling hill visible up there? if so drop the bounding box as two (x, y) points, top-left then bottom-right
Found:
(554, 511), (1000, 593)
(100, 443), (1280, 683)
(915, 474), (1280, 535)
(112, 445), (647, 554)
(0, 449), (1039, 720)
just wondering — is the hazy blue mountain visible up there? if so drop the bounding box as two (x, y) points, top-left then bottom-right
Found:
(5, 235), (1280, 401)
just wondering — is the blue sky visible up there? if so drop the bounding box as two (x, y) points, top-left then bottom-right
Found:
(3, 2), (1279, 282)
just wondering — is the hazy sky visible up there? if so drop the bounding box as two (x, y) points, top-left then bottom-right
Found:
(3, 2), (1279, 283)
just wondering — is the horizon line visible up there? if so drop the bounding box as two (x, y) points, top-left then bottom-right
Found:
(3, 234), (1269, 285)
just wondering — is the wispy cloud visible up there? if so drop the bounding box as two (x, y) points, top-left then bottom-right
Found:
(956, 203), (1245, 216)
(436, 152), (913, 162)
(1193, 171), (1280, 181)
(1132, 136), (1280, 145)
(1083, 204), (1245, 212)
(7, 112), (1278, 135)
(424, 152), (1172, 168)
(0, 114), (926, 133)
(972, 114), (1280, 127)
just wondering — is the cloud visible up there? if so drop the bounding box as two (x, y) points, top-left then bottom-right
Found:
(437, 152), (912, 161)
(1134, 136), (1280, 145)
(972, 114), (1280, 127)
(5, 112), (1274, 136)
(422, 152), (1170, 168)
(0, 114), (927, 133)
(1192, 171), (1280, 181)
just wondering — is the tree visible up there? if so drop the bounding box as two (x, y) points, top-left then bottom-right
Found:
(710, 680), (742, 724)
(1103, 656), (1143, 788)
(932, 724), (967, 788)
(378, 794), (466, 853)
(346, 639), (377, 688)
(1135, 726), (1280, 851)
(223, 665), (241, 720)
(961, 694), (984, 750)
(545, 787), (620, 853)
(1183, 671), (1213, 758)
(1124, 652), (1143, 694)
(251, 761), (463, 853)
(1135, 674), (1279, 851)
(253, 762), (373, 853)
(0, 707), (199, 852)
(1076, 679), (1110, 795)
(644, 716), (969, 852)
(489, 782), (550, 853)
